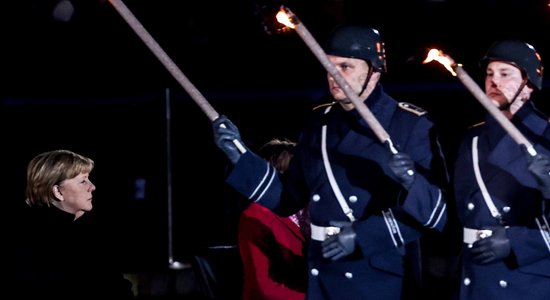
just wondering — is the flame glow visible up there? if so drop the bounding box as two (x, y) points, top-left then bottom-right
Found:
(423, 48), (458, 76)
(276, 9), (295, 29)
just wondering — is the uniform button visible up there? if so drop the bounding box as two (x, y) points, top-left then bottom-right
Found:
(311, 268), (319, 276)
(502, 206), (511, 213)
(344, 272), (353, 279)
(348, 195), (358, 203)
(499, 280), (507, 288)
(463, 277), (471, 286)
(312, 194), (320, 202)
(467, 203), (475, 210)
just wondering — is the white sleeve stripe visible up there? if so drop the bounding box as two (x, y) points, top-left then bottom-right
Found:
(424, 189), (443, 227)
(428, 203), (446, 229)
(248, 161), (273, 200)
(536, 216), (550, 253)
(254, 170), (277, 202)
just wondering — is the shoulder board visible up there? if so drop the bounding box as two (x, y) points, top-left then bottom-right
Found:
(313, 101), (336, 111)
(398, 102), (427, 116)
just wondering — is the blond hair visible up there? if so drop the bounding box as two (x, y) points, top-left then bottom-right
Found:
(25, 149), (94, 207)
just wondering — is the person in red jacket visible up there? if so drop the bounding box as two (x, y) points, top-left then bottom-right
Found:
(238, 138), (309, 300)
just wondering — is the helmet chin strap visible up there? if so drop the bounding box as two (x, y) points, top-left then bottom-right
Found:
(499, 78), (528, 111)
(358, 67), (374, 97)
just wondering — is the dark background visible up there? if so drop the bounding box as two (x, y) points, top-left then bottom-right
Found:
(2, 0), (550, 295)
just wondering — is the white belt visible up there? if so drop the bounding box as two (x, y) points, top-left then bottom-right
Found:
(463, 227), (493, 244)
(311, 224), (341, 241)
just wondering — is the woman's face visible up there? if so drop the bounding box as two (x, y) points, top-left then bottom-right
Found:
(54, 172), (96, 219)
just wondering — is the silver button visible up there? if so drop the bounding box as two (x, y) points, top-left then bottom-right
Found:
(312, 194), (320, 202)
(464, 277), (471, 286)
(499, 280), (507, 288)
(344, 272), (353, 279)
(467, 203), (475, 210)
(503, 206), (511, 213)
(348, 195), (358, 203)
(311, 268), (319, 276)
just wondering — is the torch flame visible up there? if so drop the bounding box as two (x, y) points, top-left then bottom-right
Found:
(276, 8), (295, 29)
(423, 48), (458, 76)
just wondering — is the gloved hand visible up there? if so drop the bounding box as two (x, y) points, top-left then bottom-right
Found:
(470, 226), (511, 265)
(212, 115), (245, 164)
(523, 146), (550, 199)
(388, 152), (416, 190)
(322, 221), (357, 261)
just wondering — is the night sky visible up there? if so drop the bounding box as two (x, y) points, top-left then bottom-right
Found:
(2, 0), (550, 270)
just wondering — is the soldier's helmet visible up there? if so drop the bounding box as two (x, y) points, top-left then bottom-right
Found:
(325, 25), (387, 73)
(480, 40), (543, 90)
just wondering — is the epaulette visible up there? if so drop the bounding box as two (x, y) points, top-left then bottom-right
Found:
(398, 102), (427, 116)
(312, 101), (336, 111)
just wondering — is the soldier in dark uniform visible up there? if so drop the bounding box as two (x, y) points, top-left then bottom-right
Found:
(213, 25), (449, 299)
(453, 40), (550, 300)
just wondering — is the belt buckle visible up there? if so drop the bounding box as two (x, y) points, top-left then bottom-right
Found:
(477, 229), (493, 240)
(325, 227), (340, 237)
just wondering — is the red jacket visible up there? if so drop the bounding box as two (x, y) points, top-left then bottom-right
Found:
(239, 203), (307, 300)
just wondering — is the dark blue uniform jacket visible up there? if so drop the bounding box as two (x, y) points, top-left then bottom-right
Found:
(454, 102), (550, 300)
(228, 85), (448, 299)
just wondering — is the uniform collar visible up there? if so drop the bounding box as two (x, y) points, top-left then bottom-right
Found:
(512, 101), (547, 138)
(361, 84), (395, 130)
(482, 101), (546, 149)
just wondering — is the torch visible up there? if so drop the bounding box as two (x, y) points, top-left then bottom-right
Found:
(275, 6), (403, 156)
(107, 0), (246, 153)
(107, 0), (246, 271)
(423, 49), (537, 157)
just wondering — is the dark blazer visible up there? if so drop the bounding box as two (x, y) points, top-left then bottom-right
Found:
(228, 84), (449, 299)
(11, 206), (134, 299)
(454, 102), (550, 300)
(239, 203), (307, 300)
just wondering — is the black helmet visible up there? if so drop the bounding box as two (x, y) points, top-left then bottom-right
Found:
(325, 25), (387, 73)
(480, 40), (543, 90)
